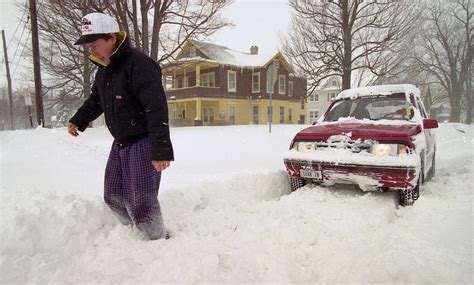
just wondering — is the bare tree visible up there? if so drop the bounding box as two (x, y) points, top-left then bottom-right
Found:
(20, 0), (232, 126)
(282, 0), (419, 93)
(414, 0), (473, 123)
(465, 60), (473, 123)
(86, 0), (232, 62)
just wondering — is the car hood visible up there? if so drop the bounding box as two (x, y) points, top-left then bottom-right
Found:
(294, 121), (421, 142)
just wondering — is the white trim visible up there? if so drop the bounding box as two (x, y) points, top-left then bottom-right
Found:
(227, 70), (237, 92)
(288, 80), (293, 97)
(252, 72), (260, 93)
(278, 74), (286, 95)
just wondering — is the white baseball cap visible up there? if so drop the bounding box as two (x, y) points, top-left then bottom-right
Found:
(74, 12), (119, 45)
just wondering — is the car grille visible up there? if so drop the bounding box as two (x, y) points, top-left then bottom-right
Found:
(315, 136), (373, 153)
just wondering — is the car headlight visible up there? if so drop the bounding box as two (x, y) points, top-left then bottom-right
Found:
(293, 141), (316, 152)
(370, 144), (408, 155)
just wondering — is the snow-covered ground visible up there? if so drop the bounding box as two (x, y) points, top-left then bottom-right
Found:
(0, 123), (472, 283)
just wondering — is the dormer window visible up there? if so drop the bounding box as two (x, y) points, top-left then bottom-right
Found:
(189, 46), (196, 57)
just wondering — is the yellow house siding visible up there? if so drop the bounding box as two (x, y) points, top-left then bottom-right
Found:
(168, 97), (305, 126)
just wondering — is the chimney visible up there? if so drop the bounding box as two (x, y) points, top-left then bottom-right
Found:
(250, 45), (259, 55)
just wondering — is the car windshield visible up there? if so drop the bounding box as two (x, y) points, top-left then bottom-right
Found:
(324, 93), (413, 122)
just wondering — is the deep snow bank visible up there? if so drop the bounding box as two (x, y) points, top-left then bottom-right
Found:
(0, 124), (472, 283)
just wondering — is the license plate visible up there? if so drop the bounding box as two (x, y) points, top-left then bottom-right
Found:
(300, 169), (322, 180)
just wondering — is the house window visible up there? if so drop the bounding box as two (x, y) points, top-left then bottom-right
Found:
(176, 77), (183, 88)
(200, 72), (215, 87)
(183, 75), (189, 88)
(310, 110), (319, 123)
(288, 81), (293, 96)
(332, 80), (337, 86)
(310, 93), (319, 101)
(279, 75), (286, 95)
(189, 46), (196, 57)
(252, 72), (260, 93)
(228, 105), (236, 125)
(252, 105), (259, 124)
(301, 98), (305, 109)
(289, 108), (292, 122)
(227, 70), (237, 92)
(327, 93), (336, 102)
(280, 106), (285, 123)
(165, 76), (173, 89)
(202, 107), (214, 123)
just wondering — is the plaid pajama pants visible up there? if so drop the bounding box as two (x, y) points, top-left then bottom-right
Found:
(104, 137), (166, 240)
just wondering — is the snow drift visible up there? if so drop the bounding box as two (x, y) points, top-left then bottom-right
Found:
(0, 124), (472, 283)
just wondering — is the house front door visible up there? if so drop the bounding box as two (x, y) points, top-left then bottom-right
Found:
(299, 115), (305, 124)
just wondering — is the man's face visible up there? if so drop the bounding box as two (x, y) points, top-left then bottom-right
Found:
(86, 34), (117, 64)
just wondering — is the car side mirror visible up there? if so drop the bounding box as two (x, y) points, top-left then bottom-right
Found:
(312, 121), (317, 126)
(423, 118), (439, 129)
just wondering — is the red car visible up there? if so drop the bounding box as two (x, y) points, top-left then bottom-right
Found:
(284, 84), (438, 206)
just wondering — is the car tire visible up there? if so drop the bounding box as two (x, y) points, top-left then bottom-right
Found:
(289, 176), (305, 192)
(399, 168), (422, 206)
(398, 186), (416, 206)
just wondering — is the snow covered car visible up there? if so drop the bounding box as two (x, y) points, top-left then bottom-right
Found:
(284, 84), (438, 206)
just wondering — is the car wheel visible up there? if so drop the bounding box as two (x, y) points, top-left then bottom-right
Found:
(399, 169), (421, 206)
(289, 176), (305, 192)
(398, 186), (416, 206)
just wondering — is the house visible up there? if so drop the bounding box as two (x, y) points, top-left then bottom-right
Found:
(161, 40), (307, 126)
(307, 76), (341, 124)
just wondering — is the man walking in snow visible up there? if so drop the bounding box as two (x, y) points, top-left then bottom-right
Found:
(67, 12), (174, 240)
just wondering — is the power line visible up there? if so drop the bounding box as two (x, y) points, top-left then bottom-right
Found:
(7, 2), (28, 50)
(12, 29), (31, 78)
(10, 17), (29, 65)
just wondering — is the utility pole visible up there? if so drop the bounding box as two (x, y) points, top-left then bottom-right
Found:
(1, 30), (14, 130)
(29, 0), (44, 127)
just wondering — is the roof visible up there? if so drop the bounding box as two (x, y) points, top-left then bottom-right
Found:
(336, 84), (421, 100)
(173, 40), (293, 72)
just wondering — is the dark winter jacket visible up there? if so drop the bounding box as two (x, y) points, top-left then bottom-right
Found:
(69, 32), (174, 161)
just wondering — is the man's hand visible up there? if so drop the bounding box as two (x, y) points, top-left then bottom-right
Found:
(67, 123), (79, 137)
(152, 160), (171, 172)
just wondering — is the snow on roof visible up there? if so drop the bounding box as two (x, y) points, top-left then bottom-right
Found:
(336, 84), (420, 100)
(189, 40), (277, 68)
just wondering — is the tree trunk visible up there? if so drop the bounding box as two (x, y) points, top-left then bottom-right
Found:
(465, 64), (472, 124)
(140, 0), (149, 55)
(131, 0), (141, 51)
(341, 0), (352, 90)
(449, 85), (463, 122)
(150, 0), (164, 61)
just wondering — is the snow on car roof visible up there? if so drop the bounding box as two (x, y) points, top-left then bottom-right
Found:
(336, 84), (421, 100)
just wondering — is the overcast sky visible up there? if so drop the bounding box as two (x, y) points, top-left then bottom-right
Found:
(0, 0), (291, 88)
(210, 0), (291, 56)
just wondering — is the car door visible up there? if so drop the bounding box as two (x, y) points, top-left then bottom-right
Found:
(415, 96), (436, 174)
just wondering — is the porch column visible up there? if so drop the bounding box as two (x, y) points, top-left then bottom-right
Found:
(173, 70), (176, 89)
(195, 99), (203, 126)
(184, 67), (187, 88)
(196, 63), (201, 86)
